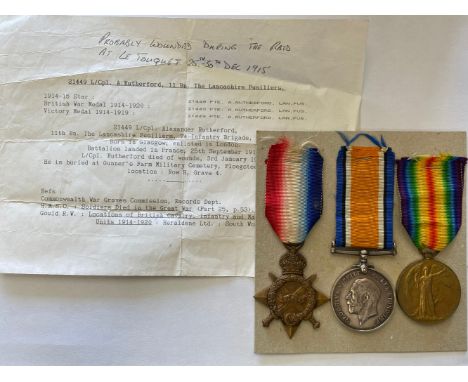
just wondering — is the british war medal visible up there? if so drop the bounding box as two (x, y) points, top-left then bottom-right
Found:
(331, 133), (395, 331)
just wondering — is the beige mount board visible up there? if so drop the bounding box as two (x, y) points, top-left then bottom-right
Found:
(255, 131), (467, 354)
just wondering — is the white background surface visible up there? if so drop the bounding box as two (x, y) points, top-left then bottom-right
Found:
(1, 16), (467, 365)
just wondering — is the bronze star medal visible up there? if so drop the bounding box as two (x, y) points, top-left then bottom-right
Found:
(255, 244), (328, 338)
(256, 139), (328, 339)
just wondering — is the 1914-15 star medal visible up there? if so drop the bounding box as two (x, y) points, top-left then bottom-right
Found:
(256, 139), (327, 339)
(255, 245), (328, 338)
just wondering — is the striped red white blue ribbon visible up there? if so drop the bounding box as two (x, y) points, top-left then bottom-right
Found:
(265, 138), (323, 245)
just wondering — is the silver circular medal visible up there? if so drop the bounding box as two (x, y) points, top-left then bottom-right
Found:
(331, 267), (394, 331)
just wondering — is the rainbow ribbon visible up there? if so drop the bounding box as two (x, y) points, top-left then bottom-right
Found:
(265, 138), (323, 245)
(397, 155), (467, 253)
(335, 140), (395, 250)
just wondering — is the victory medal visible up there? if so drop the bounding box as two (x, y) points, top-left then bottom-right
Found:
(255, 138), (328, 339)
(330, 133), (396, 332)
(396, 155), (467, 322)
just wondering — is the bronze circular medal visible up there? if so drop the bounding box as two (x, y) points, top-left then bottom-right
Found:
(267, 275), (317, 327)
(396, 258), (461, 322)
(331, 268), (394, 331)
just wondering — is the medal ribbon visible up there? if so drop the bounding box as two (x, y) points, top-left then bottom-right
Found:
(335, 133), (395, 250)
(265, 138), (323, 245)
(397, 155), (467, 253)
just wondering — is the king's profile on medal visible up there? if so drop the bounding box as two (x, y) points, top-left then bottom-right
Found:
(346, 278), (382, 327)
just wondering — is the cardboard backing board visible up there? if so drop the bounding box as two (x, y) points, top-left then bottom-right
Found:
(255, 131), (467, 354)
